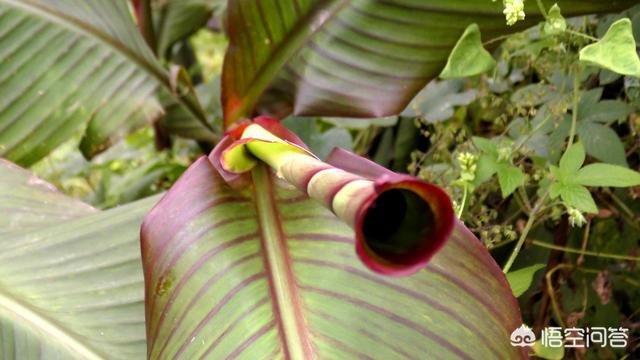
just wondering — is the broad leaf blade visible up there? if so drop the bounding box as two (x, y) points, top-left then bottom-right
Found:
(0, 159), (94, 233)
(580, 18), (640, 77)
(141, 157), (526, 359)
(559, 184), (598, 214)
(221, 0), (637, 125)
(0, 159), (155, 359)
(575, 163), (640, 187)
(0, 0), (212, 166)
(577, 122), (628, 166)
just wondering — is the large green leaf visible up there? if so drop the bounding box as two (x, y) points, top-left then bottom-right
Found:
(141, 157), (526, 359)
(0, 0), (212, 166)
(0, 158), (95, 233)
(221, 0), (637, 125)
(0, 159), (155, 359)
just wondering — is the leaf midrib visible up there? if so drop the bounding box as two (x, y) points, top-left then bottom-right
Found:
(251, 165), (312, 359)
(1, 0), (212, 131)
(0, 286), (105, 360)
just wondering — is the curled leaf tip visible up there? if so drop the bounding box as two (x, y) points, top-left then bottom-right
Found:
(210, 116), (455, 275)
(355, 178), (455, 276)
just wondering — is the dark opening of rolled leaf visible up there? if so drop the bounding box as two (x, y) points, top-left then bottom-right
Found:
(362, 189), (435, 261)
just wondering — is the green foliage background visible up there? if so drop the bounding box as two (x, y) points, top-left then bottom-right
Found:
(18, 1), (640, 358)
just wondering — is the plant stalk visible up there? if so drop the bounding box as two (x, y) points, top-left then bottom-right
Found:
(567, 65), (581, 148)
(532, 240), (640, 262)
(503, 191), (549, 273)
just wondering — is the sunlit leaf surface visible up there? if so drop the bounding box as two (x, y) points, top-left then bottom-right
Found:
(0, 159), (155, 359)
(0, 0), (211, 165)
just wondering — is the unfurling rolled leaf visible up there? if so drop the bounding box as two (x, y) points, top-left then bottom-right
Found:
(213, 117), (454, 275)
(141, 154), (526, 359)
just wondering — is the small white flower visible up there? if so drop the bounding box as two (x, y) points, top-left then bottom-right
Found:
(567, 207), (586, 228)
(503, 0), (526, 26)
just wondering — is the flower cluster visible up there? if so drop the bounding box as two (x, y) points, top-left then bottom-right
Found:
(457, 152), (477, 182)
(502, 0), (526, 26)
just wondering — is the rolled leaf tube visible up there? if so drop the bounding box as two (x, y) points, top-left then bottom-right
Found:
(214, 118), (454, 275)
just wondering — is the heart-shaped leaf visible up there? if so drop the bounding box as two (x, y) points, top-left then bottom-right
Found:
(440, 24), (496, 79)
(0, 159), (155, 359)
(497, 163), (525, 198)
(141, 156), (527, 359)
(580, 18), (640, 77)
(221, 0), (637, 126)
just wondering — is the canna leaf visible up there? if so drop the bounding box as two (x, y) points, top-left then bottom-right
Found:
(0, 159), (95, 233)
(0, 159), (154, 359)
(141, 155), (527, 359)
(221, 0), (636, 126)
(0, 0), (213, 166)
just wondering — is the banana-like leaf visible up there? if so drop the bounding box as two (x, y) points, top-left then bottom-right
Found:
(141, 156), (526, 359)
(221, 0), (637, 125)
(0, 159), (95, 233)
(0, 0), (212, 166)
(0, 159), (155, 359)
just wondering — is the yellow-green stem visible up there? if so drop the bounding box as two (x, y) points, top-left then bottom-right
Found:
(546, 264), (572, 327)
(503, 191), (549, 273)
(532, 240), (640, 262)
(567, 65), (581, 148)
